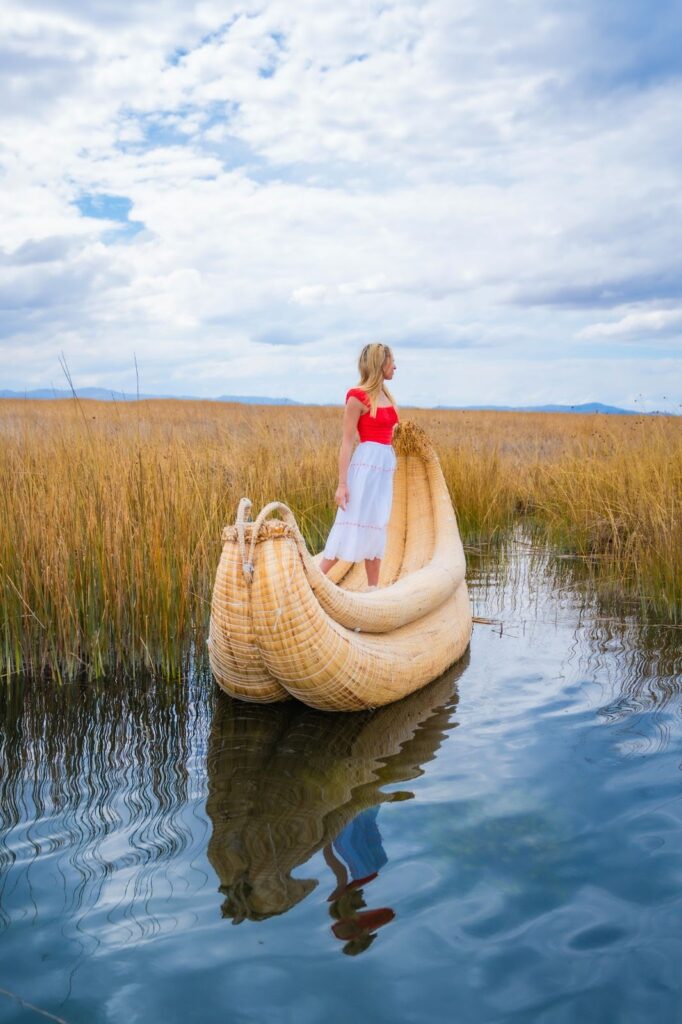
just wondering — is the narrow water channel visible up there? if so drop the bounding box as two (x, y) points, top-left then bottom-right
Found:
(1, 544), (680, 1023)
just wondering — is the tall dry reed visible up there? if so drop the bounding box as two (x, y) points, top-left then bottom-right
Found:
(0, 399), (679, 680)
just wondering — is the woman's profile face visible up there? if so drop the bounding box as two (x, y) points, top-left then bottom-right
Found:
(382, 352), (396, 380)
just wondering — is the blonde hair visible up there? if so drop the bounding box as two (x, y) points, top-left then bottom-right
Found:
(355, 343), (397, 416)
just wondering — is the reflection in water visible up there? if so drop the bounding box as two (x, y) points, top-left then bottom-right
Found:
(0, 674), (209, 941)
(205, 652), (469, 950)
(468, 539), (682, 755)
(541, 549), (682, 734)
(324, 807), (394, 955)
(0, 540), (680, 1018)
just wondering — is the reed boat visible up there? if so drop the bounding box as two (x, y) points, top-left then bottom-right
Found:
(208, 421), (472, 711)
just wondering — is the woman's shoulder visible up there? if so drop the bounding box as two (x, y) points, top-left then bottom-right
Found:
(345, 387), (370, 406)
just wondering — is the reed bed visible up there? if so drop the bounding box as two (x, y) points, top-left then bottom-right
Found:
(0, 399), (679, 680)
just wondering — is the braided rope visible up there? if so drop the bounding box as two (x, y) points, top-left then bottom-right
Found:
(235, 497), (304, 584)
(235, 497), (254, 580)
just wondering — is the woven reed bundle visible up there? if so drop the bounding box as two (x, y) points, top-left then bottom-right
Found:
(206, 657), (467, 922)
(208, 421), (472, 711)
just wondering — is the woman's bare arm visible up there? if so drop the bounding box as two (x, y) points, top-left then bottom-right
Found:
(335, 397), (364, 510)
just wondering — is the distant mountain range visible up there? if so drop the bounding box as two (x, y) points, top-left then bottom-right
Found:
(0, 388), (666, 415)
(0, 387), (300, 405)
(435, 401), (643, 415)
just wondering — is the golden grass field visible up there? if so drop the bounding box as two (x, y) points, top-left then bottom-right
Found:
(1, 398), (680, 680)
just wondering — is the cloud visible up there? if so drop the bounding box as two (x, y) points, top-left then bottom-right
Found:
(510, 271), (682, 310)
(0, 235), (77, 265)
(577, 308), (682, 340)
(0, 0), (680, 409)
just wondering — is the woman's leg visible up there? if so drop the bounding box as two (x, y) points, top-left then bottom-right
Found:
(365, 557), (381, 587)
(320, 556), (338, 575)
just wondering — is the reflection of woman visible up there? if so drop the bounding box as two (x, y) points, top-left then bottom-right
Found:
(205, 653), (468, 932)
(329, 887), (395, 957)
(329, 805), (387, 889)
(323, 807), (395, 956)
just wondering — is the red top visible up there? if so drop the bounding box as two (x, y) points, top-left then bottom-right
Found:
(346, 388), (399, 445)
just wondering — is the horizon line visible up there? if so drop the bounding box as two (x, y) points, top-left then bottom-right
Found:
(1, 386), (679, 416)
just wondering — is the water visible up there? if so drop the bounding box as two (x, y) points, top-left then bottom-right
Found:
(1, 545), (681, 1024)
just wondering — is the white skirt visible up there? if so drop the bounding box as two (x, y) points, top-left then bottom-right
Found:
(322, 441), (397, 562)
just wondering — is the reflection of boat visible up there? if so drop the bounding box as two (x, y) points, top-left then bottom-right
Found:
(205, 653), (468, 924)
(208, 421), (472, 711)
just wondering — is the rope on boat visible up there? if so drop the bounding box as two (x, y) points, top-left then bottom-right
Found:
(235, 496), (303, 584)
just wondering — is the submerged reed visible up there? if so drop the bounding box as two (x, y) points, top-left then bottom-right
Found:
(0, 399), (679, 680)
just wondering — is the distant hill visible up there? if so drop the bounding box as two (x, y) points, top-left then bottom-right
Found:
(0, 389), (670, 414)
(435, 402), (640, 415)
(0, 387), (300, 405)
(215, 394), (300, 405)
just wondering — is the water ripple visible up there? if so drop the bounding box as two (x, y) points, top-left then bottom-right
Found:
(0, 674), (211, 950)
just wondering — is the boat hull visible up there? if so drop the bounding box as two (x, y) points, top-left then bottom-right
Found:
(208, 422), (472, 711)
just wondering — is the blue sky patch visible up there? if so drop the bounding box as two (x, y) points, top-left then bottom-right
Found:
(101, 221), (145, 244)
(75, 193), (144, 244)
(168, 47), (188, 66)
(75, 193), (133, 222)
(259, 32), (286, 78)
(115, 102), (234, 155)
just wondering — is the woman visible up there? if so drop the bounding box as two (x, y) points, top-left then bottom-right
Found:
(320, 343), (399, 588)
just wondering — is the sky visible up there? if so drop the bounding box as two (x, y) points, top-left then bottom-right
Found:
(1, 0), (681, 410)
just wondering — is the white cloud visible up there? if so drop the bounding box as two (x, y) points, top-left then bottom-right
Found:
(577, 308), (682, 339)
(0, 0), (680, 409)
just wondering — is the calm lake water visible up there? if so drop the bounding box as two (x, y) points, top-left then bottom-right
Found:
(1, 545), (681, 1024)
